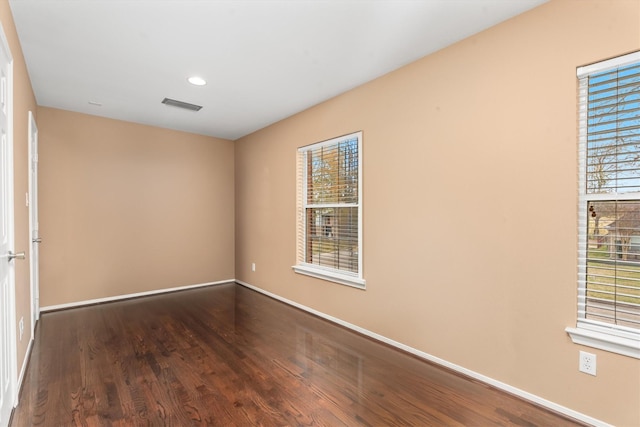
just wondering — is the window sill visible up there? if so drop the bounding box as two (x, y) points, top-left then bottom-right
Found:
(293, 264), (366, 289)
(565, 322), (640, 359)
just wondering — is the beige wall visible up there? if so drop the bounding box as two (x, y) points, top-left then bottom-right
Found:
(0, 0), (37, 384)
(235, 0), (640, 425)
(37, 108), (235, 306)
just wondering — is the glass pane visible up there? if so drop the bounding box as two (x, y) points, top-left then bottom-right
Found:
(307, 137), (358, 205)
(586, 63), (640, 194)
(306, 207), (358, 273)
(585, 200), (640, 327)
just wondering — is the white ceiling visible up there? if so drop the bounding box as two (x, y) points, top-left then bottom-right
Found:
(9, 0), (547, 140)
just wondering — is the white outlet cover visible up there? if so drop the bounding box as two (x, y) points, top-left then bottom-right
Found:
(579, 350), (597, 376)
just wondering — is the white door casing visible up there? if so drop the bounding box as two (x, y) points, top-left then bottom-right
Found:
(28, 111), (39, 333)
(0, 22), (16, 427)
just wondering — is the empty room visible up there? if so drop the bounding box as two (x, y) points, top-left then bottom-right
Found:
(0, 0), (639, 426)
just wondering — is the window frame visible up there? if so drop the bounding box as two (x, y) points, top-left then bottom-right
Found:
(566, 51), (640, 359)
(293, 131), (365, 289)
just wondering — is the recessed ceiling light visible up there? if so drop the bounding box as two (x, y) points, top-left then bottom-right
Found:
(88, 101), (102, 106)
(187, 76), (207, 86)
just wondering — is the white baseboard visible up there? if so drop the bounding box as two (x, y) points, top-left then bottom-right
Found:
(236, 280), (609, 427)
(40, 279), (234, 312)
(15, 331), (34, 406)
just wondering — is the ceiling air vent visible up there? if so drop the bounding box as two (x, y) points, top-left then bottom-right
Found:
(161, 97), (202, 111)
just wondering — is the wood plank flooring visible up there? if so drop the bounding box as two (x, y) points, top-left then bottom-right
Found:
(10, 283), (586, 426)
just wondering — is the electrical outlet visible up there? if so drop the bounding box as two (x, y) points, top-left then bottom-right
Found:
(19, 317), (24, 341)
(579, 351), (597, 376)
(251, 263), (256, 272)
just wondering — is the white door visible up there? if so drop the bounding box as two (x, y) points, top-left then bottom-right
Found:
(0, 24), (14, 427)
(28, 112), (39, 331)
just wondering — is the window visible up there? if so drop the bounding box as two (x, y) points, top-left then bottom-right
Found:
(566, 51), (640, 358)
(293, 131), (365, 288)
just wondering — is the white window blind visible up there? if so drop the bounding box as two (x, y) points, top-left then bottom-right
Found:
(294, 132), (364, 288)
(571, 51), (640, 358)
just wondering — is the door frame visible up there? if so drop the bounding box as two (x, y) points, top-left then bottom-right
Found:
(0, 19), (17, 423)
(27, 111), (38, 336)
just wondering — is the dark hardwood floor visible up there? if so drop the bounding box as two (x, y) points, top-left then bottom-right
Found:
(10, 283), (586, 426)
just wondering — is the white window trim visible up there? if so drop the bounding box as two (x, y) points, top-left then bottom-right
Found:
(293, 263), (366, 289)
(293, 131), (365, 289)
(568, 51), (640, 359)
(577, 51), (640, 78)
(566, 323), (639, 359)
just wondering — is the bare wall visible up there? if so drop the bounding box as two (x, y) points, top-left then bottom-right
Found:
(234, 0), (640, 425)
(38, 107), (235, 306)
